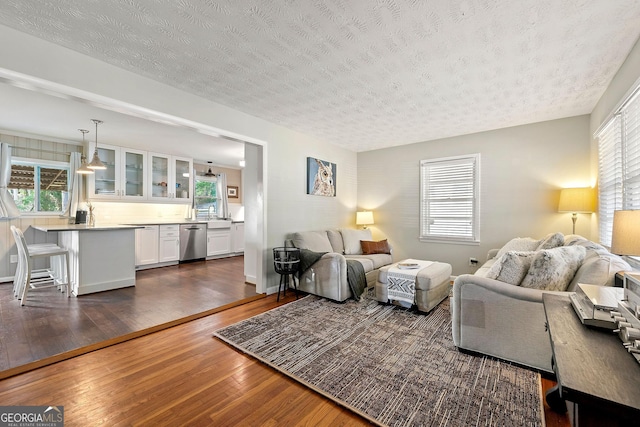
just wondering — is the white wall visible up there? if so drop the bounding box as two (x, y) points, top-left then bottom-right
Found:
(357, 115), (592, 276)
(0, 25), (357, 289)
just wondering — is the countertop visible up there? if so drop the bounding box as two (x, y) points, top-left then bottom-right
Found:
(123, 219), (244, 225)
(123, 220), (207, 226)
(32, 224), (143, 232)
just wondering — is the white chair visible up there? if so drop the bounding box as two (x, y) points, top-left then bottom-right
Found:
(11, 240), (59, 298)
(10, 226), (71, 305)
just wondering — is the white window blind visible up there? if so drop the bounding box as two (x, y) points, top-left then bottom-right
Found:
(623, 92), (640, 209)
(597, 116), (622, 247)
(596, 85), (640, 246)
(420, 154), (480, 244)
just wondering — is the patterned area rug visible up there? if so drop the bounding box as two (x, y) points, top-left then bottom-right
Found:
(214, 296), (543, 426)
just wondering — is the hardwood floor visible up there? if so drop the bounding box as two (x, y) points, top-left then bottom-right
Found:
(0, 256), (259, 379)
(0, 257), (569, 426)
(0, 293), (368, 426)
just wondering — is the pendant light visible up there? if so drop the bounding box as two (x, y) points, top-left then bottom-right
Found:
(88, 119), (106, 170)
(76, 129), (94, 174)
(204, 161), (216, 176)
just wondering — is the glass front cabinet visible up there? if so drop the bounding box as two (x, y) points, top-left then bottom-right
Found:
(87, 145), (192, 204)
(148, 153), (193, 203)
(88, 144), (147, 201)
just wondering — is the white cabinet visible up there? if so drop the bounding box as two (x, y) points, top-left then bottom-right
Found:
(231, 223), (244, 253)
(158, 225), (180, 262)
(148, 153), (193, 203)
(135, 226), (159, 266)
(88, 144), (147, 201)
(207, 228), (231, 257)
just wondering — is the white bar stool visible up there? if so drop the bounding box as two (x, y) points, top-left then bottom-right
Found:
(10, 226), (71, 305)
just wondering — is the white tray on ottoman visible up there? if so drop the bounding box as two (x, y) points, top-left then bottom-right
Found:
(375, 259), (452, 312)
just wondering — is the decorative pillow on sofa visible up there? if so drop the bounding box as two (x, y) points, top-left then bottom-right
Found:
(496, 237), (541, 259)
(486, 251), (536, 285)
(536, 232), (564, 250)
(520, 246), (586, 291)
(360, 239), (391, 255)
(341, 228), (372, 255)
(292, 231), (334, 253)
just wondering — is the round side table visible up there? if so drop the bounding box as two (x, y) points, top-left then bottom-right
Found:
(273, 247), (300, 302)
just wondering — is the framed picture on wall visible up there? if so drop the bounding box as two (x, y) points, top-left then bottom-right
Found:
(227, 186), (238, 198)
(307, 157), (336, 197)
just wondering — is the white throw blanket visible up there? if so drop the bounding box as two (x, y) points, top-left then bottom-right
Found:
(387, 259), (433, 304)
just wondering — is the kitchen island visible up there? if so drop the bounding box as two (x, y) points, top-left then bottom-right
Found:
(32, 224), (141, 296)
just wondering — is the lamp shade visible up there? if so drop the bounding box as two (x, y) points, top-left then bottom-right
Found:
(558, 187), (596, 213)
(356, 211), (374, 226)
(610, 210), (640, 256)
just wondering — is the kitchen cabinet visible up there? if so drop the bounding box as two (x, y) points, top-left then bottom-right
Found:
(135, 225), (159, 266)
(158, 224), (180, 262)
(207, 228), (231, 257)
(87, 143), (147, 201)
(148, 153), (193, 203)
(231, 222), (244, 253)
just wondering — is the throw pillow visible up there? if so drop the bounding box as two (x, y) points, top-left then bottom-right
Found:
(486, 251), (536, 285)
(291, 231), (334, 253)
(341, 228), (373, 255)
(520, 246), (586, 291)
(496, 237), (541, 259)
(536, 232), (564, 250)
(360, 239), (391, 255)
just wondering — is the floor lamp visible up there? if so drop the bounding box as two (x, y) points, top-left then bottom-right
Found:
(558, 187), (596, 234)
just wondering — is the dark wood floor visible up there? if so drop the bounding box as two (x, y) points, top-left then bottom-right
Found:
(0, 255), (260, 379)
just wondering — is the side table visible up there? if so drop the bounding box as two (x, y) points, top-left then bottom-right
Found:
(273, 247), (300, 302)
(542, 294), (640, 427)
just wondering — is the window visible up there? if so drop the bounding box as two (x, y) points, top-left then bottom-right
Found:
(420, 154), (480, 244)
(8, 159), (69, 214)
(194, 176), (218, 219)
(597, 86), (640, 246)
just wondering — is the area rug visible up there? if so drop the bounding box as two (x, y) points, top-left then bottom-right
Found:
(213, 296), (543, 426)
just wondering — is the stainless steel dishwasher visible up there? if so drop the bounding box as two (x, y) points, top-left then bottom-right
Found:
(179, 223), (207, 262)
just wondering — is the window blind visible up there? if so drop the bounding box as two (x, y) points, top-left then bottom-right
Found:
(597, 85), (640, 247)
(597, 115), (622, 247)
(623, 91), (640, 209)
(420, 154), (479, 243)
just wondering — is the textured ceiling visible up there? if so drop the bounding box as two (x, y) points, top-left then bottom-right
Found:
(0, 1), (640, 152)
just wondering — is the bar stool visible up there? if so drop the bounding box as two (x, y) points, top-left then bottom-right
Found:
(273, 247), (300, 302)
(11, 226), (70, 305)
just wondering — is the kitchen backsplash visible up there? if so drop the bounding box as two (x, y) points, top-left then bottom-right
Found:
(88, 202), (244, 224)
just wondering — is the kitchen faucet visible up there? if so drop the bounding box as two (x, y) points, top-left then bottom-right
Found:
(208, 205), (215, 220)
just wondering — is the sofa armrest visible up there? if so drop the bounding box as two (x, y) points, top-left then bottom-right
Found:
(451, 274), (568, 373)
(298, 252), (349, 301)
(486, 248), (500, 261)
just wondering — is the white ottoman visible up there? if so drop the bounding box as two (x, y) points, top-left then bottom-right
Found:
(375, 260), (452, 312)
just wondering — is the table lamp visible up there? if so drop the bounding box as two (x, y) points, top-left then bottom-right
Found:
(356, 211), (374, 229)
(558, 187), (596, 234)
(610, 210), (640, 256)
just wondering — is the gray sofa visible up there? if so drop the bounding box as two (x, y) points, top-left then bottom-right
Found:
(289, 229), (393, 302)
(451, 233), (631, 373)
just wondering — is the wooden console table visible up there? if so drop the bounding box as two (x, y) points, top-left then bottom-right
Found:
(543, 294), (640, 427)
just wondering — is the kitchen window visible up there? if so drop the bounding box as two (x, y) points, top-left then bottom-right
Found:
(419, 154), (480, 244)
(194, 176), (218, 219)
(9, 158), (69, 214)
